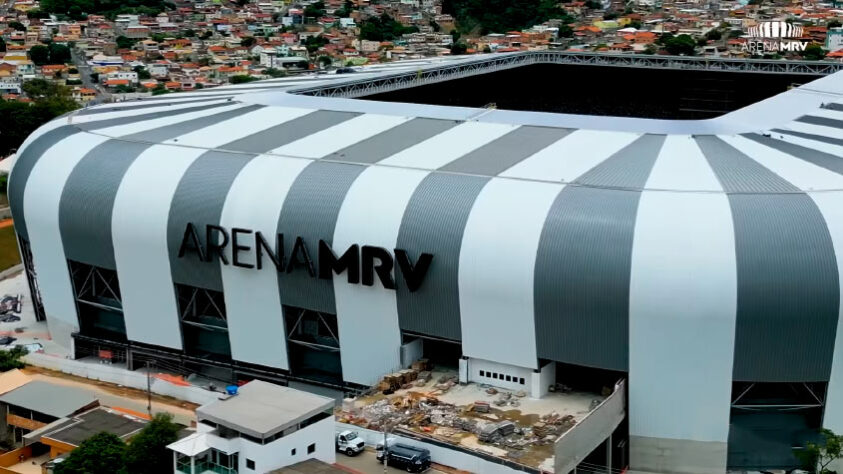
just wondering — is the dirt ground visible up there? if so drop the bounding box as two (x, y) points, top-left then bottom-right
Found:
(21, 365), (198, 425)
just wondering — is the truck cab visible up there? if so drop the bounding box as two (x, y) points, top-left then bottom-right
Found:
(335, 430), (365, 456)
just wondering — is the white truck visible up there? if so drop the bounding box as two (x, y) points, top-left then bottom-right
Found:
(335, 430), (365, 456)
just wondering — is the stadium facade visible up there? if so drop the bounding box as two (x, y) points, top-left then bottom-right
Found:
(9, 55), (843, 473)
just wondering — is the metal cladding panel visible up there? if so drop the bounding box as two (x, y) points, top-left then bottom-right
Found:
(439, 126), (573, 175)
(378, 122), (516, 169)
(168, 151), (256, 290)
(272, 114), (412, 159)
(24, 133), (110, 331)
(113, 146), (209, 350)
(59, 140), (152, 269)
(74, 97), (228, 115)
(460, 178), (563, 369)
(327, 118), (458, 164)
(333, 166), (429, 385)
(629, 136), (737, 445)
(697, 136), (839, 381)
(395, 173), (489, 340)
(798, 115), (843, 129)
(10, 126), (78, 241)
(222, 110), (358, 154)
(743, 133), (843, 175)
(534, 135), (664, 370)
(771, 128), (843, 147)
(219, 155), (311, 371)
(276, 161), (366, 313)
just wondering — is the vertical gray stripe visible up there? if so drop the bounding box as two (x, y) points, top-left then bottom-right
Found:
(326, 118), (458, 164)
(696, 136), (839, 382)
(396, 173), (489, 341)
(11, 103), (234, 241)
(822, 103), (843, 112)
(276, 161), (366, 314)
(770, 128), (843, 147)
(797, 115), (843, 129)
(59, 105), (264, 270)
(534, 134), (664, 371)
(222, 111), (359, 154)
(440, 126), (573, 175)
(168, 151), (256, 290)
(743, 133), (843, 174)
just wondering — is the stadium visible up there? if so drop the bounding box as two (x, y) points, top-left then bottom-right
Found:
(8, 51), (843, 473)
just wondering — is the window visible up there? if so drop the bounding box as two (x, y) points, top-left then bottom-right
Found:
(492, 373), (498, 379)
(479, 370), (485, 377)
(291, 448), (296, 456)
(505, 375), (511, 382)
(246, 459), (255, 470)
(520, 377), (525, 385)
(307, 443), (316, 454)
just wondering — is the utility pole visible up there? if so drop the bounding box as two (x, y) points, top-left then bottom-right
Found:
(145, 360), (153, 417)
(382, 428), (388, 474)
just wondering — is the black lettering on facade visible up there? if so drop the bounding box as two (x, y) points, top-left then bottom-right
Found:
(177, 222), (206, 261)
(231, 228), (254, 269)
(361, 245), (395, 289)
(256, 231), (284, 271)
(288, 236), (315, 277)
(318, 241), (360, 284)
(395, 250), (433, 293)
(205, 225), (230, 265)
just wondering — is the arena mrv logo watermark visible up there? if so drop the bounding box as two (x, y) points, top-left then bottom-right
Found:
(742, 21), (809, 53)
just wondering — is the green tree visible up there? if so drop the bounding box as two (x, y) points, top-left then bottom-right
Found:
(317, 55), (333, 68)
(705, 29), (722, 41)
(336, 0), (353, 17)
(0, 37), (6, 53)
(230, 75), (257, 84)
(303, 34), (328, 53)
(450, 41), (467, 54)
(27, 9), (50, 18)
(29, 45), (49, 65)
(240, 36), (256, 47)
(183, 28), (196, 37)
(48, 43), (71, 64)
(116, 35), (135, 49)
(795, 428), (843, 474)
(558, 24), (573, 38)
(265, 67), (287, 77)
(9, 21), (25, 31)
(803, 43), (826, 60)
(359, 14), (418, 41)
(304, 0), (325, 17)
(664, 34), (696, 55)
(0, 347), (26, 371)
(54, 432), (126, 474)
(134, 66), (151, 79)
(829, 19), (842, 29)
(124, 413), (180, 474)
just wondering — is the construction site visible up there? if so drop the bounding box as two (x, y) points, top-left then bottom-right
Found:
(335, 360), (626, 473)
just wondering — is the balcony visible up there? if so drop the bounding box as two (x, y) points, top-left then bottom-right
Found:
(176, 460), (237, 474)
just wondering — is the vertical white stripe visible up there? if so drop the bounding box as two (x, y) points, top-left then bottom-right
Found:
(629, 136), (736, 447)
(219, 155), (311, 370)
(94, 103), (248, 138)
(113, 145), (206, 349)
(378, 122), (516, 169)
(332, 166), (429, 386)
(721, 135), (843, 433)
(458, 178), (563, 370)
(25, 133), (110, 333)
(499, 130), (640, 181)
(270, 114), (412, 158)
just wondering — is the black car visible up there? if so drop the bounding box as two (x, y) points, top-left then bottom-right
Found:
(375, 443), (430, 473)
(0, 336), (16, 346)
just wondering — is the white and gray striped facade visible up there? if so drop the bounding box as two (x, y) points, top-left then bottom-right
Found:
(10, 62), (843, 473)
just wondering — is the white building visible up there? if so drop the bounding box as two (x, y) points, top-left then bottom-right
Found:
(168, 381), (335, 473)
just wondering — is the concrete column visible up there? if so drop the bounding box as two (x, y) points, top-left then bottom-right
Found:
(606, 434), (612, 474)
(458, 357), (468, 384)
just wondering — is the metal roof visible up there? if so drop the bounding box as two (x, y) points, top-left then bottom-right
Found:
(0, 381), (98, 418)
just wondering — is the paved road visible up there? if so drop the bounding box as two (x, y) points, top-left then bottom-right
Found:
(70, 48), (110, 105)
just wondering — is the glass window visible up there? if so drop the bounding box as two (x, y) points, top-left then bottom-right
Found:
(505, 375), (511, 382)
(291, 448), (296, 456)
(307, 443), (316, 454)
(246, 459), (255, 470)
(520, 377), (525, 385)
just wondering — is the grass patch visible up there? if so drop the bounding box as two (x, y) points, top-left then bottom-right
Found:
(0, 226), (21, 272)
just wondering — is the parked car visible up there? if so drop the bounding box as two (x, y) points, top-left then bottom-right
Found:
(375, 443), (430, 473)
(0, 336), (16, 346)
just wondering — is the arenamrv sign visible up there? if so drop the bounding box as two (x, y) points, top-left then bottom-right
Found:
(742, 21), (809, 53)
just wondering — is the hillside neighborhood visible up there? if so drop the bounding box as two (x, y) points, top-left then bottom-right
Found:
(0, 0), (842, 108)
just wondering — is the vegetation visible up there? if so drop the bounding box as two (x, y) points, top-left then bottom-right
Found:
(658, 33), (696, 56)
(116, 35), (136, 50)
(264, 67), (287, 78)
(359, 14), (418, 41)
(28, 43), (71, 65)
(40, 0), (173, 20)
(8, 21), (25, 31)
(303, 34), (328, 53)
(230, 75), (257, 84)
(335, 0), (354, 17)
(0, 344), (26, 370)
(124, 414), (181, 474)
(240, 36), (256, 47)
(443, 0), (565, 34)
(134, 66), (151, 79)
(802, 43), (827, 61)
(0, 80), (79, 157)
(0, 38), (5, 53)
(55, 432), (127, 474)
(795, 428), (843, 474)
(829, 19), (842, 29)
(303, 0), (325, 18)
